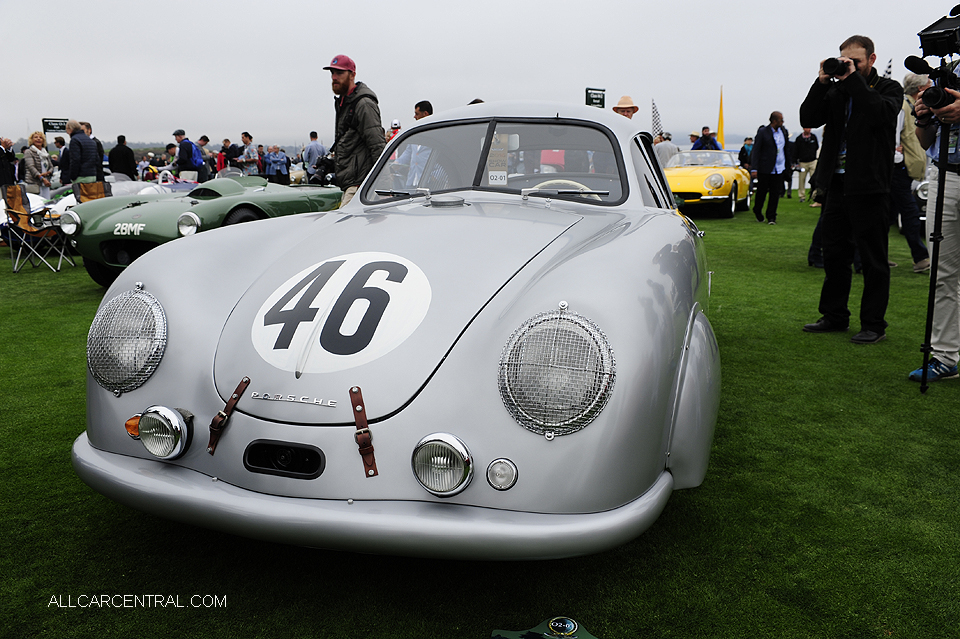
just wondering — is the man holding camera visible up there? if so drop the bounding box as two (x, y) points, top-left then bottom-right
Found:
(799, 35), (902, 344)
(910, 69), (960, 380)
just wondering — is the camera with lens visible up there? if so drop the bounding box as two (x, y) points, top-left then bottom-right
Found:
(822, 57), (856, 77)
(921, 74), (960, 110)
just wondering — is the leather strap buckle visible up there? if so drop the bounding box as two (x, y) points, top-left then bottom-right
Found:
(350, 386), (378, 477)
(207, 377), (250, 455)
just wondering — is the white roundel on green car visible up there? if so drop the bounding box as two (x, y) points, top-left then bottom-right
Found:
(251, 252), (431, 374)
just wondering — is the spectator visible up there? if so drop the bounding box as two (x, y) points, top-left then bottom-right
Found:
(67, 119), (100, 184)
(79, 121), (105, 181)
(196, 135), (213, 182)
(612, 96), (639, 119)
(324, 54), (385, 206)
(303, 131), (327, 183)
(172, 129), (202, 181)
(654, 132), (680, 167)
(750, 111), (790, 224)
(0, 136), (17, 186)
(237, 132), (260, 176)
(108, 135), (138, 181)
(692, 126), (721, 150)
(688, 131), (699, 146)
(23, 131), (54, 197)
(794, 128), (819, 203)
(738, 137), (753, 170)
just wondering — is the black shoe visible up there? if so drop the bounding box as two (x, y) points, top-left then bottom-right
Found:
(803, 318), (848, 333)
(754, 210), (763, 222)
(850, 330), (886, 344)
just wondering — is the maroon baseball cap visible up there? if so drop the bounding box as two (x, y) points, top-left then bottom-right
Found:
(323, 55), (356, 73)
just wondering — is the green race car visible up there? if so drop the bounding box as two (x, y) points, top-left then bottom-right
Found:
(60, 176), (342, 286)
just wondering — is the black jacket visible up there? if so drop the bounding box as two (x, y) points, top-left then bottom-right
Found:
(332, 82), (385, 189)
(799, 68), (901, 195)
(108, 143), (137, 180)
(0, 147), (15, 186)
(750, 124), (792, 174)
(794, 132), (819, 162)
(68, 132), (100, 182)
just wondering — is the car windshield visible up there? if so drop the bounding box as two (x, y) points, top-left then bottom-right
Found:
(364, 119), (625, 205)
(667, 151), (736, 168)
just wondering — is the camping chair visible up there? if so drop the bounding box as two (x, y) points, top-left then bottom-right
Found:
(72, 181), (112, 203)
(4, 184), (76, 273)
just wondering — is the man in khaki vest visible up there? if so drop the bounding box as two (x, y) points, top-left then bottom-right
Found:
(895, 72), (932, 272)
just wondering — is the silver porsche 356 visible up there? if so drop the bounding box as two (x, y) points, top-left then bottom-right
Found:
(73, 101), (720, 560)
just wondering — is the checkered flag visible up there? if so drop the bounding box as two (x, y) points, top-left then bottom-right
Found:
(651, 99), (663, 137)
(883, 58), (892, 78)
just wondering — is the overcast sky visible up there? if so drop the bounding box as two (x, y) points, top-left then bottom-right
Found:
(2, 0), (949, 148)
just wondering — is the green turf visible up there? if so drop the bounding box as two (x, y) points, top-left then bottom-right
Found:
(3, 196), (959, 638)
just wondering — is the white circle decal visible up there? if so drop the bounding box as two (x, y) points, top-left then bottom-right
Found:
(252, 252), (431, 374)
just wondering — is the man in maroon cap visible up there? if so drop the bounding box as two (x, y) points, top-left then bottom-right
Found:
(324, 54), (385, 206)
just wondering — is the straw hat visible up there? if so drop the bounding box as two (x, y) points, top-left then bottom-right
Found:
(613, 96), (639, 113)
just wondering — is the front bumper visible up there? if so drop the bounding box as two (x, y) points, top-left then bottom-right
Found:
(72, 433), (675, 560)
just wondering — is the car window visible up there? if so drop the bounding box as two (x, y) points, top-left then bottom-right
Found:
(631, 136), (672, 209)
(364, 120), (626, 205)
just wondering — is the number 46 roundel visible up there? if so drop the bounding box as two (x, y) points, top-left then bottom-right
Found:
(251, 252), (431, 374)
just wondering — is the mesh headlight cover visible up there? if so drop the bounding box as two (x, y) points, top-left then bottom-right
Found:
(87, 288), (167, 394)
(499, 310), (615, 436)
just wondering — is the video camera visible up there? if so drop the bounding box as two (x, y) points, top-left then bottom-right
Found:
(906, 5), (960, 109)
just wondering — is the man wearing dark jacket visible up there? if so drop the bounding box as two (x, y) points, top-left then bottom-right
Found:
(67, 120), (100, 184)
(0, 136), (15, 186)
(108, 135), (138, 180)
(799, 35), (902, 344)
(324, 54), (385, 206)
(750, 111), (791, 224)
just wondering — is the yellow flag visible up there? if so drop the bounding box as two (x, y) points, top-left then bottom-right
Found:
(717, 87), (725, 149)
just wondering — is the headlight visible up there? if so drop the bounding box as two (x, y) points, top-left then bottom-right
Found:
(916, 181), (928, 202)
(704, 173), (724, 189)
(138, 405), (189, 459)
(60, 211), (81, 235)
(177, 211), (201, 236)
(87, 286), (167, 395)
(411, 433), (473, 497)
(499, 309), (616, 436)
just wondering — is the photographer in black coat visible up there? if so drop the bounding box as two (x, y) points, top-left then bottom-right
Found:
(799, 35), (902, 344)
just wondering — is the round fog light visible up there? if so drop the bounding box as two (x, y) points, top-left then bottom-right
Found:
(411, 433), (473, 497)
(486, 458), (518, 491)
(177, 211), (201, 236)
(138, 405), (189, 459)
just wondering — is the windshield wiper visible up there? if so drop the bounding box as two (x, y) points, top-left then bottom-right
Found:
(521, 188), (609, 200)
(374, 187), (432, 200)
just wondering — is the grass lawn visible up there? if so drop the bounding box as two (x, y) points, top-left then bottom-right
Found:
(2, 195), (959, 638)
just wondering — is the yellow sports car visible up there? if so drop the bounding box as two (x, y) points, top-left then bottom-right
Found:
(664, 150), (750, 217)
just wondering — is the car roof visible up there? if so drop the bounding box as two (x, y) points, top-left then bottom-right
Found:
(408, 100), (649, 141)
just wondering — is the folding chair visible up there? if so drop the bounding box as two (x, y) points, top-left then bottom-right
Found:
(4, 184), (76, 273)
(72, 181), (112, 203)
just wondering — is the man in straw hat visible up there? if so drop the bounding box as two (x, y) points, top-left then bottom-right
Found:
(613, 96), (639, 119)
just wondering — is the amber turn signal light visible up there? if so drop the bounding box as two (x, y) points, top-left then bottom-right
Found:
(125, 414), (141, 439)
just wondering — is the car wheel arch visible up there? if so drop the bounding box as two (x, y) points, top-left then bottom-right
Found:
(222, 205), (266, 225)
(663, 303), (721, 489)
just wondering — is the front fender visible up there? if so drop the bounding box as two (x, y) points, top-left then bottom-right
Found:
(665, 304), (720, 488)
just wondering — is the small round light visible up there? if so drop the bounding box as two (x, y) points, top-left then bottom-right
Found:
(411, 433), (473, 497)
(138, 406), (189, 459)
(486, 458), (518, 491)
(60, 211), (81, 235)
(705, 173), (724, 189)
(177, 211), (201, 236)
(916, 181), (928, 202)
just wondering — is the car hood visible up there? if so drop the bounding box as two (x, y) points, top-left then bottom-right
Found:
(213, 200), (582, 425)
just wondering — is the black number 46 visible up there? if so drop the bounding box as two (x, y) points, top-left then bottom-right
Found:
(264, 260), (408, 356)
